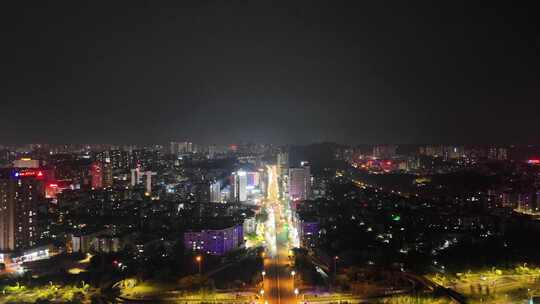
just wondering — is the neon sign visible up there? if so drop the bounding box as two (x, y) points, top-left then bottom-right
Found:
(13, 170), (45, 178)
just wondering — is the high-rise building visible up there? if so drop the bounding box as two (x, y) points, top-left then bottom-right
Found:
(488, 147), (508, 161)
(130, 168), (139, 187)
(497, 148), (508, 161)
(0, 168), (45, 251)
(289, 164), (310, 201)
(445, 146), (464, 160)
(170, 141), (193, 155)
(130, 149), (160, 170)
(102, 161), (113, 188)
(110, 150), (130, 170)
(96, 150), (130, 170)
(208, 145), (227, 159)
(232, 171), (247, 202)
(277, 152), (289, 177)
(210, 181), (221, 203)
(130, 167), (156, 195)
(289, 162), (311, 201)
(420, 145), (444, 158)
(277, 151), (289, 199)
(90, 161), (103, 189)
(0, 149), (11, 165)
(246, 172), (260, 187)
(372, 145), (397, 159)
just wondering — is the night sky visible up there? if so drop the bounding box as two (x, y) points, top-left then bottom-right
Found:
(1, 1), (539, 145)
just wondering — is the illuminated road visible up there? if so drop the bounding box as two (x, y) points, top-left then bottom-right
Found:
(262, 165), (297, 304)
(263, 202), (296, 304)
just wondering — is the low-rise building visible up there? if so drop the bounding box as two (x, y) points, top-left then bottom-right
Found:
(184, 224), (243, 255)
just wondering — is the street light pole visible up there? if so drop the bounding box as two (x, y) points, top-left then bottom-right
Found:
(334, 256), (339, 277)
(196, 255), (202, 275)
(262, 271), (266, 287)
(291, 270), (296, 289)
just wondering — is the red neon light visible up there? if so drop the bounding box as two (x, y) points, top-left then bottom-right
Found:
(49, 184), (58, 187)
(528, 159), (540, 165)
(19, 171), (36, 177)
(16, 170), (45, 178)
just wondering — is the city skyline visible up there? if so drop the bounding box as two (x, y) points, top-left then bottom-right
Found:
(2, 135), (540, 303)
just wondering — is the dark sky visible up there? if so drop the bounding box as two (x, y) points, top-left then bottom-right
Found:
(1, 1), (539, 145)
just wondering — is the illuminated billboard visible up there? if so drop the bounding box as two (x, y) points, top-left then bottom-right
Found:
(13, 169), (45, 179)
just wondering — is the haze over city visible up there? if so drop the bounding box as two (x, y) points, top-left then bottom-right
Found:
(2, 2), (540, 304)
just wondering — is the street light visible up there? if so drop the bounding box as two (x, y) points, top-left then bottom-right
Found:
(260, 289), (265, 297)
(334, 256), (339, 277)
(262, 271), (266, 287)
(294, 288), (299, 298)
(291, 270), (296, 289)
(195, 255), (202, 275)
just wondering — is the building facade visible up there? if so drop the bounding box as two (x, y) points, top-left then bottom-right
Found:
(210, 181), (221, 203)
(90, 161), (103, 189)
(184, 224), (243, 255)
(232, 171), (247, 202)
(0, 168), (45, 251)
(289, 164), (311, 201)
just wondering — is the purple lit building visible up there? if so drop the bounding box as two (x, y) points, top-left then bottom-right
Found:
(246, 172), (260, 187)
(289, 165), (311, 201)
(184, 224), (243, 255)
(299, 220), (319, 249)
